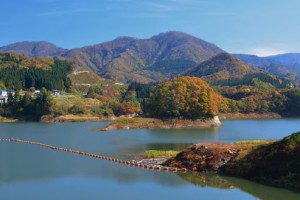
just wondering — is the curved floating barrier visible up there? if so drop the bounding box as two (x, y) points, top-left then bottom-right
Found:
(0, 138), (190, 173)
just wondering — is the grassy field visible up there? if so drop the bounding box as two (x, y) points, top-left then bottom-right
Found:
(140, 150), (179, 159)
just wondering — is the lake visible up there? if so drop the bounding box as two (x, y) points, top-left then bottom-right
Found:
(0, 119), (300, 200)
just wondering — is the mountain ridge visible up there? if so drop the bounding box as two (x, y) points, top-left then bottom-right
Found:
(235, 53), (300, 86)
(0, 31), (225, 83)
(0, 32), (299, 85)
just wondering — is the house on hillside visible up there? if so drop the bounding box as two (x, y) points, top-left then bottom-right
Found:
(0, 90), (8, 104)
(52, 90), (60, 96)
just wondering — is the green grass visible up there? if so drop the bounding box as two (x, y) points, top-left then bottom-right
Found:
(141, 150), (179, 159)
(235, 140), (271, 145)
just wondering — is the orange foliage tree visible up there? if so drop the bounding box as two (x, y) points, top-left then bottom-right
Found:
(148, 76), (221, 119)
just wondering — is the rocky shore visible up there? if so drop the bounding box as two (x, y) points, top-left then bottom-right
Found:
(164, 132), (300, 191)
(164, 142), (262, 173)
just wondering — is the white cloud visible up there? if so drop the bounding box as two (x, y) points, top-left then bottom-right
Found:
(246, 47), (287, 57)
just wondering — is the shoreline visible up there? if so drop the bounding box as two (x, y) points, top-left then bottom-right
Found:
(219, 112), (282, 120)
(99, 116), (222, 131)
(40, 114), (109, 123)
(0, 112), (296, 124)
(164, 132), (300, 192)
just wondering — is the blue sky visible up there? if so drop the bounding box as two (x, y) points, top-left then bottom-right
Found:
(1, 0), (300, 56)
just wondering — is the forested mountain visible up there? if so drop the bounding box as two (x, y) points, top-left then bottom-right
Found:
(0, 52), (72, 90)
(268, 53), (300, 70)
(1, 32), (300, 86)
(0, 41), (67, 57)
(61, 31), (224, 83)
(235, 54), (300, 86)
(183, 53), (289, 88)
(0, 32), (224, 83)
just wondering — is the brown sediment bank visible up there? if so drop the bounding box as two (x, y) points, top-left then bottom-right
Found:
(40, 114), (110, 122)
(100, 116), (221, 131)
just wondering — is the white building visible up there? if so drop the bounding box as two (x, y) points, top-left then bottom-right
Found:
(0, 90), (8, 104)
(52, 90), (60, 96)
(0, 90), (8, 97)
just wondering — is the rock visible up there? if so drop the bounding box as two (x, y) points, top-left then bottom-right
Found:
(227, 149), (234, 155)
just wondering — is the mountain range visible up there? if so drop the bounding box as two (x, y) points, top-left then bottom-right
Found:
(0, 31), (299, 86)
(235, 54), (300, 86)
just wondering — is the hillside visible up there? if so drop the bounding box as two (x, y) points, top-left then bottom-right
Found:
(225, 132), (300, 190)
(165, 132), (300, 191)
(0, 52), (72, 90)
(68, 69), (104, 85)
(235, 54), (300, 86)
(61, 31), (224, 83)
(0, 31), (224, 83)
(2, 33), (299, 86)
(0, 41), (67, 57)
(184, 53), (288, 87)
(268, 53), (300, 70)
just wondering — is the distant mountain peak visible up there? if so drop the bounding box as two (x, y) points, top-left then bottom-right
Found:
(0, 41), (67, 57)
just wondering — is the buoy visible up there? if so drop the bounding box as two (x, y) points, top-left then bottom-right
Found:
(0, 138), (182, 175)
(155, 166), (161, 170)
(139, 164), (144, 168)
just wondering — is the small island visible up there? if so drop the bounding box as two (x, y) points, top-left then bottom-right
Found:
(100, 116), (221, 131)
(100, 76), (224, 130)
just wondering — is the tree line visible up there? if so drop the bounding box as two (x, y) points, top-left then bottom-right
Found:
(0, 53), (72, 91)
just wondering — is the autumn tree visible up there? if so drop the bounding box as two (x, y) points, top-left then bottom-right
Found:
(148, 76), (220, 119)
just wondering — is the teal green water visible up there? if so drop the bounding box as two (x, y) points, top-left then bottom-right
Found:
(0, 119), (300, 200)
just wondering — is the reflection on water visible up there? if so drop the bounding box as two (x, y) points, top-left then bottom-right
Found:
(147, 127), (220, 140)
(0, 120), (300, 200)
(177, 172), (300, 200)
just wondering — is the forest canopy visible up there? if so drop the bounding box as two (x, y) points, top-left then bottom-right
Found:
(0, 52), (72, 91)
(148, 76), (221, 119)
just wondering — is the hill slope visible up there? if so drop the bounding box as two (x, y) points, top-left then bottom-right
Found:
(184, 53), (288, 87)
(0, 52), (72, 90)
(61, 31), (224, 83)
(225, 132), (300, 191)
(235, 54), (300, 86)
(165, 131), (300, 191)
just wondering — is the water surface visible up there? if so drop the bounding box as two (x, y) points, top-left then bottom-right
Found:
(0, 119), (299, 199)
